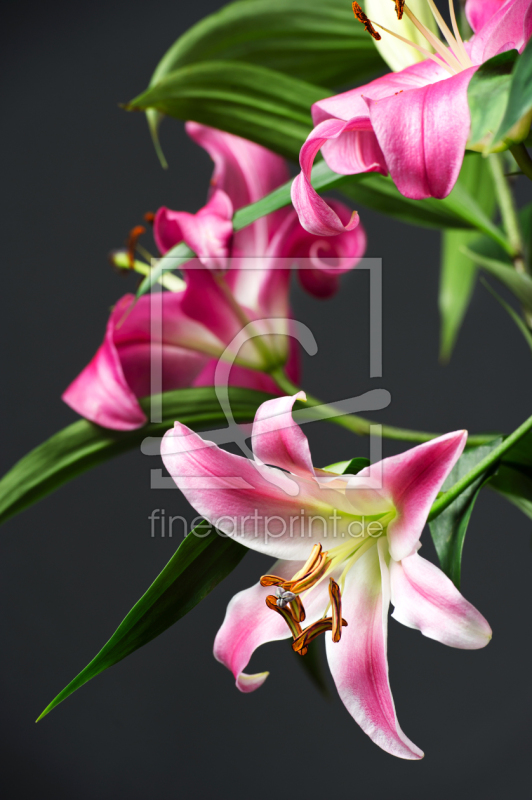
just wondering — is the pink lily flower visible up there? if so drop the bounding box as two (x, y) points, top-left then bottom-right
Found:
(161, 392), (492, 759)
(63, 125), (365, 430)
(292, 0), (532, 234)
(155, 121), (366, 294)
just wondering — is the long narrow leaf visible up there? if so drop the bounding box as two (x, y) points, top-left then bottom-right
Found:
(462, 245), (532, 311)
(145, 0), (383, 164)
(128, 61), (328, 161)
(430, 440), (502, 588)
(438, 155), (496, 360)
(494, 37), (532, 147)
(37, 521), (248, 720)
(0, 387), (272, 528)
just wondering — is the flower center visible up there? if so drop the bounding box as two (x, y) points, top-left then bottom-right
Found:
(352, 0), (473, 75)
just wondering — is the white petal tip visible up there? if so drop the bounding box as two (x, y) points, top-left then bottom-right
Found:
(236, 671), (269, 694)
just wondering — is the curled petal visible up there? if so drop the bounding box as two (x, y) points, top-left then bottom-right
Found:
(251, 392), (315, 479)
(154, 190), (233, 271)
(390, 552), (492, 649)
(266, 205), (367, 298)
(326, 540), (424, 759)
(291, 118), (369, 236)
(186, 121), (289, 257)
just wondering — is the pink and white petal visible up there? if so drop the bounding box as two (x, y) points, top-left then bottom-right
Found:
(367, 68), (476, 200)
(390, 552), (492, 649)
(251, 393), (315, 479)
(465, 0), (507, 34)
(367, 431), (468, 563)
(192, 358), (284, 396)
(312, 60), (448, 126)
(161, 422), (361, 560)
(470, 0), (532, 63)
(266, 204), (366, 298)
(214, 558), (331, 692)
(185, 121), (289, 256)
(180, 268), (243, 346)
(326, 541), (424, 759)
(62, 296), (147, 430)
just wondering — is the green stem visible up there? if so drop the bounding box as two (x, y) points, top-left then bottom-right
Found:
(428, 411), (532, 521)
(489, 153), (527, 273)
(271, 369), (499, 447)
(510, 143), (532, 183)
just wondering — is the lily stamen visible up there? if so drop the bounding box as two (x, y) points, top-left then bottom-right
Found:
(260, 543), (330, 595)
(265, 595), (304, 645)
(292, 616), (348, 654)
(329, 578), (343, 643)
(354, 1), (474, 77)
(352, 2), (382, 41)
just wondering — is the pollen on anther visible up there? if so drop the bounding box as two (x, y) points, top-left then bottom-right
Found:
(394, 0), (405, 20)
(352, 2), (381, 41)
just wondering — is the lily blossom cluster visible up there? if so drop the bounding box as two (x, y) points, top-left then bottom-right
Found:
(161, 392), (492, 759)
(292, 0), (532, 235)
(63, 123), (366, 430)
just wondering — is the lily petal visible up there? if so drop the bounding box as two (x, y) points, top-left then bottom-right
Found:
(366, 68), (476, 200)
(63, 294), (214, 430)
(154, 189), (233, 271)
(356, 431), (468, 563)
(465, 0), (507, 34)
(186, 121), (289, 258)
(469, 0), (532, 63)
(326, 540), (424, 759)
(251, 392), (315, 479)
(214, 558), (330, 692)
(390, 552), (492, 649)
(161, 420), (362, 560)
(266, 204), (367, 298)
(291, 118), (377, 236)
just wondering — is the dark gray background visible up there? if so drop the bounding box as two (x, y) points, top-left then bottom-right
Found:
(1, 1), (531, 797)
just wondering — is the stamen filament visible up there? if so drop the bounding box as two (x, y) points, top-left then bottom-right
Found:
(371, 20), (455, 75)
(447, 0), (473, 68)
(404, 5), (463, 73)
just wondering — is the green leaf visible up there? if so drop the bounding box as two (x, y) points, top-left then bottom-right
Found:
(144, 0), (383, 164)
(0, 387), (272, 528)
(342, 457), (370, 475)
(128, 60), (328, 161)
(480, 278), (532, 355)
(438, 155), (496, 361)
(462, 245), (532, 312)
(430, 440), (502, 588)
(467, 49), (518, 152)
(493, 37), (532, 148)
(37, 521), (248, 720)
(490, 464), (532, 520)
(235, 159), (508, 241)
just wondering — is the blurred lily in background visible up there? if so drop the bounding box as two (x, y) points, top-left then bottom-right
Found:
(63, 124), (366, 430)
(161, 392), (492, 759)
(292, 0), (532, 234)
